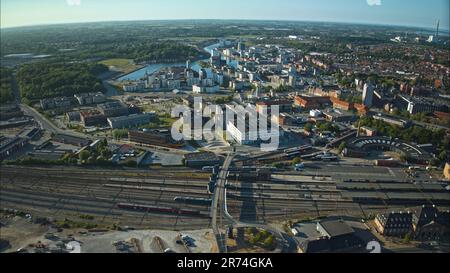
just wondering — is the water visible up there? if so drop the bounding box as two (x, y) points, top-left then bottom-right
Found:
(117, 62), (186, 81)
(117, 42), (237, 82)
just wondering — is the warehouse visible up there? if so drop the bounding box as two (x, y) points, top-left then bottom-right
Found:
(107, 113), (155, 129)
(98, 101), (129, 117)
(128, 130), (184, 148)
(183, 152), (222, 168)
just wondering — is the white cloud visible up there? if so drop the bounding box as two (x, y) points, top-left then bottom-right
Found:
(66, 0), (81, 6)
(367, 0), (382, 6)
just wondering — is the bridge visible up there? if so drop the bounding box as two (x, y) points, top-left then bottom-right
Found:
(211, 153), (293, 253)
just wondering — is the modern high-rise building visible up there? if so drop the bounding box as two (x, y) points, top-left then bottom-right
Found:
(363, 83), (374, 108)
(237, 41), (245, 52)
(436, 19), (440, 39)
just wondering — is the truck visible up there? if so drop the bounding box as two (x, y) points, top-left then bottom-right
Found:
(294, 163), (305, 172)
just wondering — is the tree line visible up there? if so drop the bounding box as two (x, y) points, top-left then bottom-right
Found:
(17, 61), (108, 100)
(0, 67), (14, 104)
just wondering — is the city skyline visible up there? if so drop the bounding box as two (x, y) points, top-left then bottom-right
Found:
(1, 0), (449, 30)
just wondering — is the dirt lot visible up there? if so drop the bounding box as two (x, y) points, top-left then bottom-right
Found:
(0, 213), (216, 253)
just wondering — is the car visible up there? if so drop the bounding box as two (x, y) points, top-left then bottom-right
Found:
(164, 248), (176, 253)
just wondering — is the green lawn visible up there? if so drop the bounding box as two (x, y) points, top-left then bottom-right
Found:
(99, 58), (138, 73)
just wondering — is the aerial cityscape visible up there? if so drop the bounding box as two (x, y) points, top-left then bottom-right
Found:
(0, 0), (449, 260)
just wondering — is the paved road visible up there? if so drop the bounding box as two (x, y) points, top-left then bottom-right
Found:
(211, 153), (295, 253)
(20, 104), (93, 140)
(211, 153), (234, 253)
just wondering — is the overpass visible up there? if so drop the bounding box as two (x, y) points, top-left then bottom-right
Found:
(211, 153), (293, 253)
(211, 153), (234, 253)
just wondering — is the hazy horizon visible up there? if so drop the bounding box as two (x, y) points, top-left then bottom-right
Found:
(1, 0), (449, 30)
(1, 18), (449, 33)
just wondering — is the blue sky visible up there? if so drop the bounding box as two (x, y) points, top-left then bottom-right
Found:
(1, 0), (449, 29)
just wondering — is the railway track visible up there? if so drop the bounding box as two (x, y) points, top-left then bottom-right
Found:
(0, 168), (215, 228)
(1, 166), (413, 228)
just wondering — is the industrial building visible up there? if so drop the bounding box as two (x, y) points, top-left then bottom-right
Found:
(298, 220), (364, 253)
(323, 109), (357, 123)
(375, 212), (413, 237)
(97, 101), (129, 117)
(40, 97), (72, 110)
(80, 110), (107, 127)
(128, 130), (184, 148)
(372, 114), (411, 128)
(107, 113), (155, 129)
(295, 95), (331, 110)
(183, 151), (222, 168)
(74, 92), (106, 106)
(412, 205), (450, 241)
(444, 163), (450, 180)
(66, 111), (81, 122)
(52, 134), (92, 147)
(256, 100), (292, 114)
(375, 205), (450, 240)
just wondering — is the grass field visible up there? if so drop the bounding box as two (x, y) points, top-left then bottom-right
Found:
(99, 58), (139, 73)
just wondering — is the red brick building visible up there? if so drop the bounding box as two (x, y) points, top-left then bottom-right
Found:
(295, 95), (331, 109)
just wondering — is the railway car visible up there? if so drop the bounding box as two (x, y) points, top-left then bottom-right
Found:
(174, 196), (212, 206)
(178, 209), (202, 216)
(116, 203), (201, 216)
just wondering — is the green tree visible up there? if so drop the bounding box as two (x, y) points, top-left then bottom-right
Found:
(79, 150), (90, 161)
(438, 150), (447, 162)
(292, 157), (302, 165)
(403, 233), (412, 244)
(263, 235), (275, 249)
(113, 129), (128, 140)
(272, 162), (284, 169)
(304, 123), (313, 132)
(338, 142), (347, 153)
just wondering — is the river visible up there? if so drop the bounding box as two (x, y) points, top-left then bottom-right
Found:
(117, 43), (221, 82)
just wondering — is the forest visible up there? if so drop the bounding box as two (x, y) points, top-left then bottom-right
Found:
(17, 62), (108, 100)
(0, 67), (14, 104)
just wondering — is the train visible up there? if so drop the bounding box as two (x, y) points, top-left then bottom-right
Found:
(116, 203), (201, 216)
(174, 196), (212, 206)
(208, 174), (218, 194)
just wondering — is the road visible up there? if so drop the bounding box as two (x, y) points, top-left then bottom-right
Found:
(211, 153), (234, 253)
(20, 104), (94, 140)
(211, 153), (295, 253)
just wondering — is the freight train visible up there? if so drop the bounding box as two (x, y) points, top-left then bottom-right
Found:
(116, 203), (201, 216)
(174, 196), (212, 206)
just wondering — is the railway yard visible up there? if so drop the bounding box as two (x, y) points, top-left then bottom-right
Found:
(0, 166), (213, 230)
(1, 164), (449, 230)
